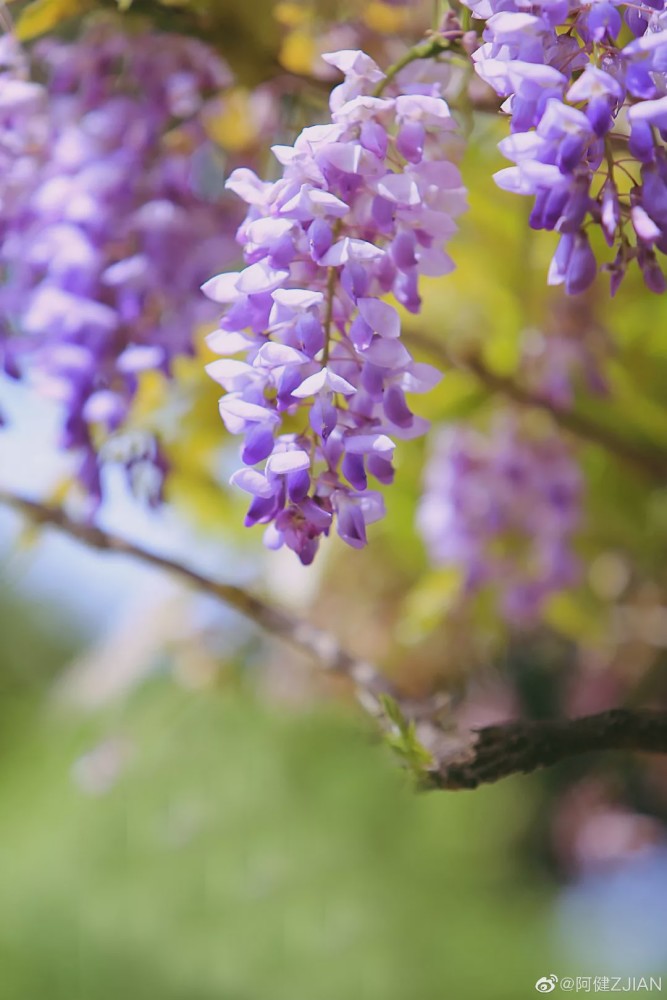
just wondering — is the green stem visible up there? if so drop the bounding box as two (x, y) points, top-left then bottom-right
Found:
(373, 34), (453, 98)
(322, 265), (337, 364)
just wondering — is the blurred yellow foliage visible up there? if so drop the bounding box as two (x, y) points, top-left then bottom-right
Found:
(544, 591), (604, 643)
(397, 568), (463, 645)
(274, 1), (309, 27)
(204, 88), (262, 153)
(15, 0), (89, 38)
(279, 28), (318, 76)
(362, 1), (410, 34)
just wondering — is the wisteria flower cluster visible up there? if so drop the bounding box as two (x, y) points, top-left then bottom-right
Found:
(417, 416), (582, 623)
(204, 49), (467, 563)
(0, 23), (237, 501)
(520, 325), (610, 408)
(0, 36), (47, 412)
(0, 37), (45, 254)
(464, 0), (667, 294)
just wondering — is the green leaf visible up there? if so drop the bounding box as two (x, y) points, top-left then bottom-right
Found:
(379, 695), (433, 779)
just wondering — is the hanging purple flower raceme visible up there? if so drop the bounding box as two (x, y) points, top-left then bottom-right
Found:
(417, 416), (583, 624)
(463, 0), (667, 295)
(203, 49), (467, 564)
(0, 36), (45, 218)
(0, 23), (239, 502)
(0, 36), (47, 423)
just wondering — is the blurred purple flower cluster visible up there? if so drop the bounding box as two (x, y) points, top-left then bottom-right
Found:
(204, 49), (467, 563)
(464, 0), (667, 294)
(0, 36), (46, 399)
(0, 23), (238, 502)
(0, 38), (45, 250)
(417, 417), (582, 623)
(520, 326), (610, 408)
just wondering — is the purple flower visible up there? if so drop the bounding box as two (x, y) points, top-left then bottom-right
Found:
(0, 24), (241, 502)
(418, 416), (583, 625)
(204, 48), (467, 562)
(463, 0), (667, 294)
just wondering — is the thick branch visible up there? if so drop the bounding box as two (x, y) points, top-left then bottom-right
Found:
(0, 488), (391, 703)
(428, 709), (667, 790)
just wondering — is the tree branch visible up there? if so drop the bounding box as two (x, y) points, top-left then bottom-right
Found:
(427, 708), (667, 790)
(2, 489), (667, 791)
(464, 355), (667, 482)
(0, 488), (391, 703)
(410, 334), (667, 483)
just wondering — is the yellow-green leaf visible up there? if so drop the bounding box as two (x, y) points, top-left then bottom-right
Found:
(16, 0), (89, 39)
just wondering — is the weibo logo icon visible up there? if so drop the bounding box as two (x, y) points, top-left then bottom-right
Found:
(535, 975), (559, 993)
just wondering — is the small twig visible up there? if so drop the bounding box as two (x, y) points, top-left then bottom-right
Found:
(466, 355), (667, 480)
(429, 708), (667, 789)
(410, 333), (667, 483)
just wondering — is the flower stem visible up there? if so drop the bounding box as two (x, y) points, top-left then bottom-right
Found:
(373, 34), (454, 98)
(322, 264), (337, 364)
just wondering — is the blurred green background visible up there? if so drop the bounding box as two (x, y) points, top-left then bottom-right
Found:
(3, 561), (666, 1000)
(0, 578), (557, 1000)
